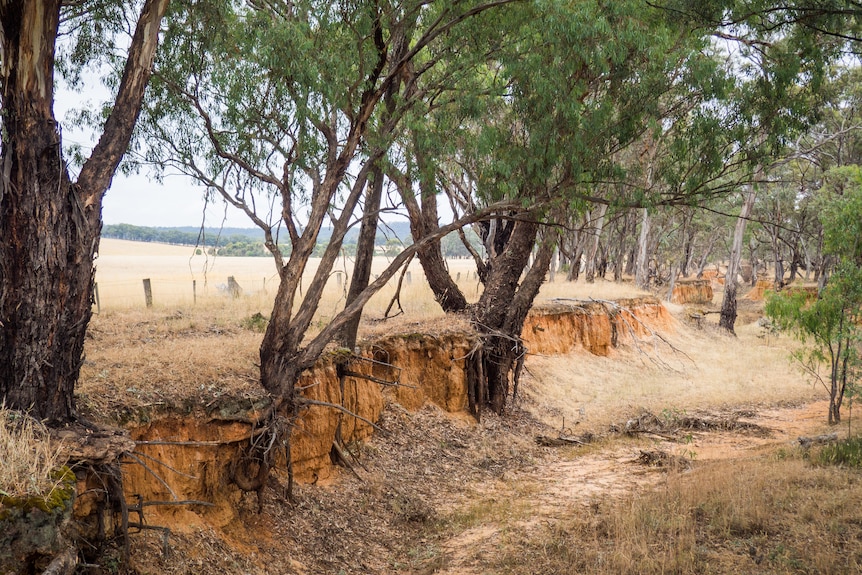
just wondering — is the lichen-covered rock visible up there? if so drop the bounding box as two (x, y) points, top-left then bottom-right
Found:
(0, 466), (76, 574)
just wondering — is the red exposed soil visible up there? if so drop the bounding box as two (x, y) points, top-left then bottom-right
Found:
(671, 279), (714, 305)
(71, 297), (842, 574)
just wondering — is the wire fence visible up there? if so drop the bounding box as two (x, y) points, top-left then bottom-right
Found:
(92, 275), (279, 311)
(90, 268), (489, 315)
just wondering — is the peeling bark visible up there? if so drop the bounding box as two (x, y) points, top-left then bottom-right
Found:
(0, 0), (169, 423)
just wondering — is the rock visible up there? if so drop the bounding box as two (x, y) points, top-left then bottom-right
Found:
(0, 467), (77, 574)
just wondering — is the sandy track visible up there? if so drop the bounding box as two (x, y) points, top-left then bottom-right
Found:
(433, 401), (833, 574)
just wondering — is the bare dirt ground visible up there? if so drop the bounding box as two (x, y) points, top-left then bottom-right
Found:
(120, 395), (835, 575)
(428, 401), (832, 575)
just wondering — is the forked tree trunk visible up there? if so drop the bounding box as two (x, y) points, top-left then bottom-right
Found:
(585, 203), (608, 283)
(405, 204), (555, 416)
(719, 183), (758, 333)
(0, 0), (168, 423)
(469, 218), (543, 414)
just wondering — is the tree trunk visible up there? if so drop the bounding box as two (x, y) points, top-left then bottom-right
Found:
(635, 208), (652, 290)
(585, 203), (608, 283)
(681, 221), (694, 277)
(470, 217), (541, 414)
(0, 0), (168, 423)
(338, 167), (383, 348)
(770, 226), (784, 287)
(395, 145), (468, 314)
(719, 184), (758, 333)
(0, 43), (84, 422)
(611, 214), (628, 282)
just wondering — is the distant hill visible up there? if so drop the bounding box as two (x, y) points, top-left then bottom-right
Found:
(102, 221), (415, 248)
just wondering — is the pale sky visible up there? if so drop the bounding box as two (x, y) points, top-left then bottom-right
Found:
(56, 85), (253, 229)
(54, 75), (420, 230)
(101, 171), (254, 228)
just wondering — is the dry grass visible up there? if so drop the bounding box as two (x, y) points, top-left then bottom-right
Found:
(493, 452), (862, 574)
(93, 240), (646, 318)
(79, 240), (857, 575)
(93, 239), (480, 316)
(522, 317), (819, 432)
(535, 277), (651, 302)
(88, 242), (660, 402)
(0, 406), (69, 499)
(79, 307), (265, 422)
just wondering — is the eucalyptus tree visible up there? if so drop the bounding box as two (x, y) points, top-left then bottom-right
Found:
(0, 0), (169, 423)
(767, 166), (862, 424)
(386, 0), (741, 415)
(139, 0), (520, 438)
(758, 67), (862, 425)
(650, 1), (855, 332)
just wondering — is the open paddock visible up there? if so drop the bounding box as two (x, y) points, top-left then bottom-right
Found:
(93, 239), (648, 319)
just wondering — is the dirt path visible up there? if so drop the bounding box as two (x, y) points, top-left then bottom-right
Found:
(433, 401), (833, 574)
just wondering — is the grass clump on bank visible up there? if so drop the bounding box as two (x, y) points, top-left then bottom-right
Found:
(815, 435), (862, 467)
(0, 406), (69, 501)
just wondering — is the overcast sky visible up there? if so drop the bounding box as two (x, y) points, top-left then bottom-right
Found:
(99, 171), (254, 228)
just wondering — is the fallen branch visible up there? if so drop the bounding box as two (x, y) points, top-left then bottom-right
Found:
(40, 547), (77, 575)
(798, 433), (838, 448)
(535, 433), (593, 447)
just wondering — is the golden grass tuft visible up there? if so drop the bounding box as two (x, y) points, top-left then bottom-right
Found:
(0, 406), (69, 500)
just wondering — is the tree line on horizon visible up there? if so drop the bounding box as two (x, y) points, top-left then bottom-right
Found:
(102, 222), (481, 258)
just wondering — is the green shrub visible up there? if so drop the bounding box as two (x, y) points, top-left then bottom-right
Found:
(816, 436), (862, 468)
(242, 312), (269, 332)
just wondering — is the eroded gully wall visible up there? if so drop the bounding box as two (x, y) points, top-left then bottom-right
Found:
(114, 297), (673, 528)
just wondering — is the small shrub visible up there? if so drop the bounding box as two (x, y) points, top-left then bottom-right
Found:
(816, 436), (862, 468)
(241, 312), (269, 332)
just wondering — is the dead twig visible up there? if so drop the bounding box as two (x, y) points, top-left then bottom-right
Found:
(798, 433), (838, 448)
(535, 433), (594, 447)
(122, 452), (179, 501)
(297, 398), (385, 433)
(131, 450), (198, 480)
(384, 253), (414, 319)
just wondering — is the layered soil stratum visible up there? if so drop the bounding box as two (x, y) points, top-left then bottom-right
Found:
(66, 249), (841, 574)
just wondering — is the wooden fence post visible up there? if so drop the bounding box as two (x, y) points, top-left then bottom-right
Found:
(93, 283), (101, 314)
(143, 278), (153, 308)
(193, 280), (197, 305)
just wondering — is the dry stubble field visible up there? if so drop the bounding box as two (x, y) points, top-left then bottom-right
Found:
(80, 239), (861, 575)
